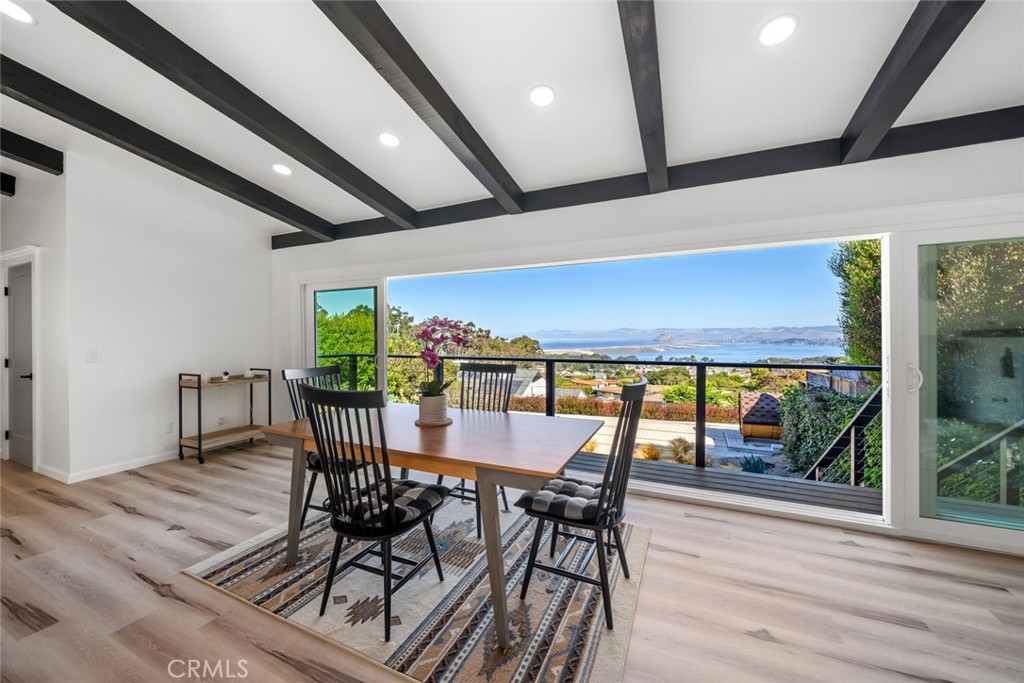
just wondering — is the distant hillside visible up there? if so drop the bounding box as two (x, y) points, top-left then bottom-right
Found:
(532, 326), (843, 345)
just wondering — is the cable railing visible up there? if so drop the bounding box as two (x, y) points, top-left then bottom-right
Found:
(804, 386), (884, 486)
(316, 351), (881, 473)
(937, 419), (1024, 507)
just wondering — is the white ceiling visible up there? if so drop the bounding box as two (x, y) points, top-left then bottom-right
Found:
(659, 1), (917, 164)
(897, 0), (1024, 125)
(1, 0), (1021, 236)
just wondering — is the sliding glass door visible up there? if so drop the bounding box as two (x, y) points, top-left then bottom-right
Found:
(917, 235), (1023, 532)
(306, 282), (384, 391)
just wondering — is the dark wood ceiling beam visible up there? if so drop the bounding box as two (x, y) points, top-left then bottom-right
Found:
(274, 105), (1024, 249)
(49, 0), (416, 230)
(0, 172), (15, 197)
(840, 0), (984, 164)
(617, 0), (667, 193)
(1, 55), (336, 241)
(670, 140), (840, 190)
(314, 0), (524, 214)
(1, 127), (64, 174)
(872, 105), (1024, 159)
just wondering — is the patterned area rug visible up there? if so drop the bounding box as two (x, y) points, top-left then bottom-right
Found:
(184, 498), (649, 683)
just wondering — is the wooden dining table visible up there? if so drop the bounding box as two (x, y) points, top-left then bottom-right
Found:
(262, 401), (602, 649)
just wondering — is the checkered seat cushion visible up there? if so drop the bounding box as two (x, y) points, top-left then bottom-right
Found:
(331, 479), (449, 534)
(514, 476), (603, 522)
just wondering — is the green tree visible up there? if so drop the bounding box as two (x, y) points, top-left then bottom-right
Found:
(779, 385), (861, 474)
(828, 240), (882, 365)
(315, 303), (377, 389)
(646, 366), (692, 385)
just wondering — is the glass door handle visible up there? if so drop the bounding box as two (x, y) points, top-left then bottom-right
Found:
(906, 364), (923, 393)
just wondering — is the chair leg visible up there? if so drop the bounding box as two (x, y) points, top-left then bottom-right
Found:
(474, 493), (482, 539)
(382, 539), (393, 642)
(594, 529), (613, 629)
(499, 486), (510, 512)
(423, 519), (444, 581)
(520, 519), (545, 599)
(300, 471), (318, 530)
(612, 524), (630, 579)
(319, 534), (344, 617)
(549, 523), (559, 558)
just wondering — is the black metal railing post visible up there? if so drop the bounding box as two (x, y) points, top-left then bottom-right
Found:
(545, 359), (556, 417)
(347, 355), (358, 390)
(695, 364), (707, 468)
(849, 427), (859, 486)
(434, 361), (444, 386)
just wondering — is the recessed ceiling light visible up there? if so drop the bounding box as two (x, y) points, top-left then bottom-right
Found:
(272, 163), (292, 176)
(529, 85), (555, 107)
(0, 0), (37, 25)
(758, 14), (798, 47)
(378, 132), (401, 148)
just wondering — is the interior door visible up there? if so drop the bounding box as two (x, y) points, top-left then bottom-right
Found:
(306, 282), (385, 391)
(911, 231), (1023, 534)
(8, 263), (33, 468)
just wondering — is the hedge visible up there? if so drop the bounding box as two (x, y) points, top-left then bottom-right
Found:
(508, 395), (738, 423)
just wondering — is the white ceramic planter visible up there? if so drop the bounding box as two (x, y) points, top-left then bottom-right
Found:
(418, 394), (448, 425)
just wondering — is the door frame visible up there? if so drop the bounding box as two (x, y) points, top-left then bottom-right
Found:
(300, 276), (387, 392)
(1, 245), (41, 471)
(894, 221), (1024, 553)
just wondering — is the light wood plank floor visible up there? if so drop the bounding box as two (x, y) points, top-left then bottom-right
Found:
(2, 444), (1022, 682)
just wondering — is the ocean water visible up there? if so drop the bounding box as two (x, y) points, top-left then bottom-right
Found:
(539, 340), (846, 363)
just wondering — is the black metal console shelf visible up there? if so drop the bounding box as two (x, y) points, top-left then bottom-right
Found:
(178, 368), (271, 464)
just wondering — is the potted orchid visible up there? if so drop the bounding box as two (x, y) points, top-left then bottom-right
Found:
(416, 317), (471, 425)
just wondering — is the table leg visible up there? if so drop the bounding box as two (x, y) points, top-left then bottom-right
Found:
(476, 469), (507, 647)
(477, 467), (547, 650)
(265, 432), (306, 566)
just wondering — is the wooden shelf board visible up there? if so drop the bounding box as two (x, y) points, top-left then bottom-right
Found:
(180, 425), (266, 450)
(179, 374), (269, 388)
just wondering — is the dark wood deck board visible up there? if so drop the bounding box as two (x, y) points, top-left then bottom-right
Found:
(568, 453), (883, 515)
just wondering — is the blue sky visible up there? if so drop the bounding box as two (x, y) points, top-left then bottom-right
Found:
(386, 242), (843, 338)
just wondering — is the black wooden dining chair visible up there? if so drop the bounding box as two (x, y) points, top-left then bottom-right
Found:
(282, 366), (347, 529)
(439, 362), (516, 537)
(299, 385), (450, 642)
(515, 377), (647, 629)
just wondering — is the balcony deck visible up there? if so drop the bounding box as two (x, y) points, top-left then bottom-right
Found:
(568, 452), (883, 515)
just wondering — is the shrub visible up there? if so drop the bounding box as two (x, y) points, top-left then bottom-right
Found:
(634, 443), (662, 460)
(779, 385), (861, 475)
(739, 455), (767, 474)
(663, 383), (737, 408)
(668, 437), (695, 464)
(509, 395), (740, 424)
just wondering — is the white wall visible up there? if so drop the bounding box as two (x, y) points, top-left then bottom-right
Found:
(0, 166), (71, 478)
(271, 139), (1024, 552)
(3, 118), (277, 482)
(61, 149), (274, 481)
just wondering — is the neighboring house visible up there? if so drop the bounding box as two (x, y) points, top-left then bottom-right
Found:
(554, 387), (587, 399)
(806, 369), (873, 397)
(511, 368), (543, 397)
(739, 392), (783, 441)
(594, 384), (623, 400)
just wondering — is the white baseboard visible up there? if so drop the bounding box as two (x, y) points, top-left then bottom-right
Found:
(35, 463), (71, 483)
(64, 450), (180, 484)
